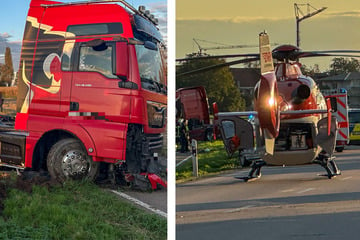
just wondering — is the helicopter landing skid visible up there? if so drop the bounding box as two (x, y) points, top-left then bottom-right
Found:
(235, 174), (262, 182)
(235, 160), (266, 182)
(314, 154), (341, 179)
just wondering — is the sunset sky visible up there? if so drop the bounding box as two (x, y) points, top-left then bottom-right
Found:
(176, 0), (360, 71)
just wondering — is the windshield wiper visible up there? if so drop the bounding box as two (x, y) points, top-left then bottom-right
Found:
(141, 77), (162, 93)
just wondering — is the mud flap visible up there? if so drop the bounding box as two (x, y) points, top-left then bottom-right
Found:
(218, 115), (254, 157)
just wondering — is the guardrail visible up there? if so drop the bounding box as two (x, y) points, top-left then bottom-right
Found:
(176, 139), (198, 177)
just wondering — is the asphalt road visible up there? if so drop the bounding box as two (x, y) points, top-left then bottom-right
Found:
(117, 187), (167, 214)
(176, 146), (360, 240)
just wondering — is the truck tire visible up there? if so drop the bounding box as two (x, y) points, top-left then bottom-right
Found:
(335, 146), (344, 153)
(47, 138), (99, 182)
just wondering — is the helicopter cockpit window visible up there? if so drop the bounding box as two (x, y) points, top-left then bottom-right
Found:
(275, 64), (285, 80)
(286, 64), (298, 78)
(221, 120), (235, 139)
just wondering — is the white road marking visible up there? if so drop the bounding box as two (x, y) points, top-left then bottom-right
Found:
(110, 190), (167, 218)
(225, 205), (256, 213)
(281, 189), (295, 193)
(297, 188), (315, 194)
(341, 176), (353, 181)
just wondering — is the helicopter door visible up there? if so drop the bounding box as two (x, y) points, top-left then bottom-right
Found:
(218, 115), (255, 157)
(316, 116), (338, 154)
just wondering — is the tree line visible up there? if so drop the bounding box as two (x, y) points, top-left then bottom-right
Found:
(301, 57), (360, 76)
(176, 54), (245, 112)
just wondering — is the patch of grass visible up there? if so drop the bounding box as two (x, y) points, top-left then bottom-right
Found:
(0, 180), (166, 240)
(176, 140), (239, 181)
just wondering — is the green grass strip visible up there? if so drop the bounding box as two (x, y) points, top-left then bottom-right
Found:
(176, 140), (239, 181)
(0, 181), (166, 240)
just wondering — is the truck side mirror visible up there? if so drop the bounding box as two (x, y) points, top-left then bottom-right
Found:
(86, 39), (107, 51)
(144, 41), (157, 50)
(114, 42), (129, 81)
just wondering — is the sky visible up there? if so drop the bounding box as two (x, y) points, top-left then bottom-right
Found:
(0, 0), (167, 68)
(176, 0), (360, 71)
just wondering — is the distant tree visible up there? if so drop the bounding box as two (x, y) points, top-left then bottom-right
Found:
(0, 47), (14, 86)
(329, 57), (360, 75)
(177, 54), (245, 112)
(300, 63), (320, 77)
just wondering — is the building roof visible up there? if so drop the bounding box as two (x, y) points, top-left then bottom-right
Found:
(317, 71), (360, 81)
(230, 68), (260, 88)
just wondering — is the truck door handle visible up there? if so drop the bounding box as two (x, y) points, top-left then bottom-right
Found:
(70, 102), (79, 111)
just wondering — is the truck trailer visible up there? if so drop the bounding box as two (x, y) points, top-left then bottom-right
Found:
(0, 0), (167, 190)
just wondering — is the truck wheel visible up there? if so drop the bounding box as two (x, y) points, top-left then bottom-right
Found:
(335, 146), (344, 153)
(47, 138), (99, 182)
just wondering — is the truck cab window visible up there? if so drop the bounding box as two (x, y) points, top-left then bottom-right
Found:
(135, 43), (166, 93)
(78, 45), (115, 78)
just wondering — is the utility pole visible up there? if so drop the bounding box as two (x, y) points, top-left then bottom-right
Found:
(294, 3), (327, 47)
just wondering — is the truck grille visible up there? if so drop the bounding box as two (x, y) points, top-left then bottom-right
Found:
(147, 101), (166, 128)
(145, 134), (163, 151)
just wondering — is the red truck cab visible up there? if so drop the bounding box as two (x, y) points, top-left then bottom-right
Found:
(0, 0), (167, 190)
(176, 86), (213, 141)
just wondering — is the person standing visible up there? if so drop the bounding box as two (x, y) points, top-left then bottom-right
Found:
(179, 119), (189, 153)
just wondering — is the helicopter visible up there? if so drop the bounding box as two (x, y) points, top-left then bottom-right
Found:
(176, 31), (360, 181)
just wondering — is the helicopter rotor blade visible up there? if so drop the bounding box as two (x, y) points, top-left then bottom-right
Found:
(176, 57), (259, 78)
(294, 51), (360, 60)
(176, 53), (259, 62)
(272, 45), (360, 61)
(177, 44), (360, 78)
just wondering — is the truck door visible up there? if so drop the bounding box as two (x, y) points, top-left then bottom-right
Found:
(69, 40), (131, 120)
